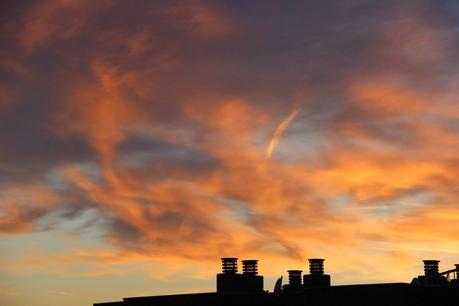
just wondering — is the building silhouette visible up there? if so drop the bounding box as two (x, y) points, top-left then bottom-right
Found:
(94, 257), (459, 306)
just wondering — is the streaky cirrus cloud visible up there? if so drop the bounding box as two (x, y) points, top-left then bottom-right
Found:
(266, 108), (301, 159)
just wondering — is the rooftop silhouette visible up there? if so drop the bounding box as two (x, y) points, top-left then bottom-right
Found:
(94, 257), (459, 306)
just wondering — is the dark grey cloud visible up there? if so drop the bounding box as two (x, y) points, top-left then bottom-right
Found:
(116, 133), (219, 177)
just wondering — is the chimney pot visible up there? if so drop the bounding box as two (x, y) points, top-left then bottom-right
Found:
(423, 260), (440, 276)
(242, 260), (258, 275)
(221, 258), (238, 274)
(287, 270), (302, 287)
(308, 258), (325, 275)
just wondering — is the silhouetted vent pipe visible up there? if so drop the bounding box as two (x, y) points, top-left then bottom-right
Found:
(242, 260), (258, 275)
(288, 270), (302, 286)
(423, 260), (439, 276)
(455, 264), (459, 279)
(221, 258), (238, 274)
(309, 259), (325, 275)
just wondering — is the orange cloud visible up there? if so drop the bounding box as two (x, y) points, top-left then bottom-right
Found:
(0, 185), (58, 234)
(21, 0), (90, 51)
(157, 1), (234, 37)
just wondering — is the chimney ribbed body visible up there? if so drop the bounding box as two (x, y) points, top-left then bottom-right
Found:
(423, 260), (439, 276)
(221, 258), (238, 274)
(242, 260), (258, 275)
(309, 259), (325, 275)
(288, 270), (302, 287)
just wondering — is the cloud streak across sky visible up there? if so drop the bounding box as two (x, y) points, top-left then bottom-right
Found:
(2, 0), (459, 305)
(266, 108), (301, 159)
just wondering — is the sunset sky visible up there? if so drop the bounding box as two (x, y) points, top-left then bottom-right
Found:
(2, 1), (459, 305)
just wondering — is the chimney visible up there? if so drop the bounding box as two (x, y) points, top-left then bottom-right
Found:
(287, 270), (302, 287)
(309, 259), (325, 275)
(221, 258), (238, 274)
(242, 260), (258, 275)
(304, 258), (330, 287)
(423, 260), (439, 276)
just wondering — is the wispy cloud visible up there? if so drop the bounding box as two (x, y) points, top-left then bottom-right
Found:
(266, 108), (301, 159)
